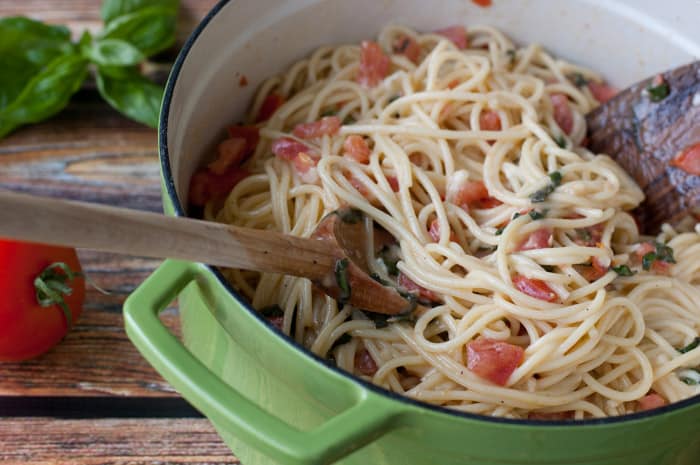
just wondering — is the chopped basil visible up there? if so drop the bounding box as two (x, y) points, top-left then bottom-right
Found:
(368, 313), (390, 329)
(654, 241), (676, 264)
(554, 134), (567, 148)
(378, 245), (401, 276)
(506, 49), (516, 65)
(641, 252), (657, 271)
(647, 81), (670, 102)
(260, 304), (284, 318)
(612, 265), (635, 276)
(679, 369), (700, 386)
(679, 337), (700, 354)
(570, 72), (588, 88)
(529, 210), (545, 220)
(530, 171), (562, 203)
(337, 208), (363, 224)
(387, 94), (401, 104)
(334, 258), (351, 305)
(495, 226), (505, 236)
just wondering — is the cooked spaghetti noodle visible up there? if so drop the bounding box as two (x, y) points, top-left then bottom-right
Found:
(195, 25), (700, 419)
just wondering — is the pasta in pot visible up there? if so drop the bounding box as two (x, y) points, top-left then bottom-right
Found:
(191, 24), (700, 419)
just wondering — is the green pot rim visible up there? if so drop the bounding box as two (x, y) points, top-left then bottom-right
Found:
(157, 0), (700, 428)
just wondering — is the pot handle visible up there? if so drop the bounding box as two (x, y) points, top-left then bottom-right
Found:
(124, 259), (402, 465)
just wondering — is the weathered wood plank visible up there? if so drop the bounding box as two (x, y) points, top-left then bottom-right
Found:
(0, 418), (239, 464)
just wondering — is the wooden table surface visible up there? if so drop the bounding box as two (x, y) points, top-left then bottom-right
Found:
(0, 1), (240, 463)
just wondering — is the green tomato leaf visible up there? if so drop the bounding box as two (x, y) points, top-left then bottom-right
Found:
(101, 0), (179, 25)
(96, 68), (163, 128)
(100, 6), (178, 57)
(84, 38), (145, 66)
(0, 17), (75, 109)
(0, 54), (88, 138)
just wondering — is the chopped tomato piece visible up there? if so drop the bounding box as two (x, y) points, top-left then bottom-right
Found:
(355, 349), (378, 376)
(632, 242), (656, 265)
(527, 411), (574, 420)
(513, 275), (557, 302)
(393, 34), (421, 63)
(671, 142), (700, 176)
(208, 137), (246, 175)
(516, 228), (552, 252)
(578, 257), (609, 281)
(293, 116), (342, 139)
(447, 78), (461, 89)
(343, 135), (371, 164)
(271, 137), (311, 160)
(446, 176), (500, 209)
(466, 338), (524, 386)
(573, 222), (604, 247)
(651, 260), (671, 275)
(398, 272), (440, 302)
(638, 393), (666, 411)
(472, 0), (492, 6)
(357, 41), (390, 88)
(256, 93), (285, 123)
(387, 175), (400, 192)
(550, 93), (573, 135)
(226, 126), (260, 153)
(479, 110), (502, 131)
(188, 167), (250, 207)
(588, 81), (618, 104)
(435, 26), (468, 49)
(429, 218), (456, 242)
(292, 151), (318, 174)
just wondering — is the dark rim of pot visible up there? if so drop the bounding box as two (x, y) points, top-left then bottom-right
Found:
(159, 0), (700, 427)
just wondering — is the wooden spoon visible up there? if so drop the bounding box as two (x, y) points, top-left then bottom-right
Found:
(0, 189), (413, 315)
(586, 60), (700, 233)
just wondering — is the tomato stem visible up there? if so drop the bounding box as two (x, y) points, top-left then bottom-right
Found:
(34, 262), (81, 328)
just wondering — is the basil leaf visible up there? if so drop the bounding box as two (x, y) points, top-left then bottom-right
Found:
(554, 133), (567, 148)
(0, 17), (74, 109)
(101, 0), (178, 25)
(96, 68), (163, 128)
(0, 54), (88, 138)
(530, 171), (562, 203)
(334, 258), (352, 305)
(678, 337), (700, 354)
(642, 252), (657, 271)
(612, 265), (635, 276)
(654, 241), (676, 264)
(529, 210), (545, 220)
(647, 82), (670, 102)
(84, 38), (144, 66)
(100, 6), (178, 57)
(570, 72), (588, 88)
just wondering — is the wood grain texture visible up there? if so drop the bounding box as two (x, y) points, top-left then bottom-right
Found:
(0, 418), (238, 464)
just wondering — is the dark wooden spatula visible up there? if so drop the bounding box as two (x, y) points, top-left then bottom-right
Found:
(586, 60), (700, 233)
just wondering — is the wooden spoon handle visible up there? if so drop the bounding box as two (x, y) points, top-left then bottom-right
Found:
(0, 189), (337, 281)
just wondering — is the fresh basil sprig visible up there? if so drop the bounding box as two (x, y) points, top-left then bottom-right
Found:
(0, 0), (179, 139)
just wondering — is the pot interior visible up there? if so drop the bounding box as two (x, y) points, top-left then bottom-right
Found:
(163, 0), (700, 208)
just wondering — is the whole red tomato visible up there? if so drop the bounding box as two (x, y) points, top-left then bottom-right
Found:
(0, 240), (85, 361)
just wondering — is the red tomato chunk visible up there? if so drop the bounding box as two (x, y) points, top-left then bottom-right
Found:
(398, 272), (440, 302)
(189, 167), (250, 207)
(588, 81), (617, 104)
(467, 338), (524, 386)
(550, 93), (573, 135)
(343, 135), (371, 164)
(355, 349), (378, 376)
(293, 116), (341, 139)
(479, 110), (502, 131)
(357, 41), (390, 88)
(429, 219), (456, 242)
(513, 275), (557, 302)
(435, 26), (468, 49)
(208, 138), (246, 175)
(516, 228), (553, 252)
(256, 93), (285, 123)
(271, 137), (311, 161)
(671, 142), (700, 176)
(638, 393), (666, 411)
(393, 34), (421, 63)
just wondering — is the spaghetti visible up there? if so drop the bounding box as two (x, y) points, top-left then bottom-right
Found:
(193, 25), (700, 419)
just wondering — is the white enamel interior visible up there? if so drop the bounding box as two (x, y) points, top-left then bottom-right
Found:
(165, 0), (700, 206)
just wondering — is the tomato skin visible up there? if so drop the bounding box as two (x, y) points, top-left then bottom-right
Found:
(0, 241), (85, 361)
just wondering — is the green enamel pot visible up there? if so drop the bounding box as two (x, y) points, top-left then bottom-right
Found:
(123, 1), (700, 464)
